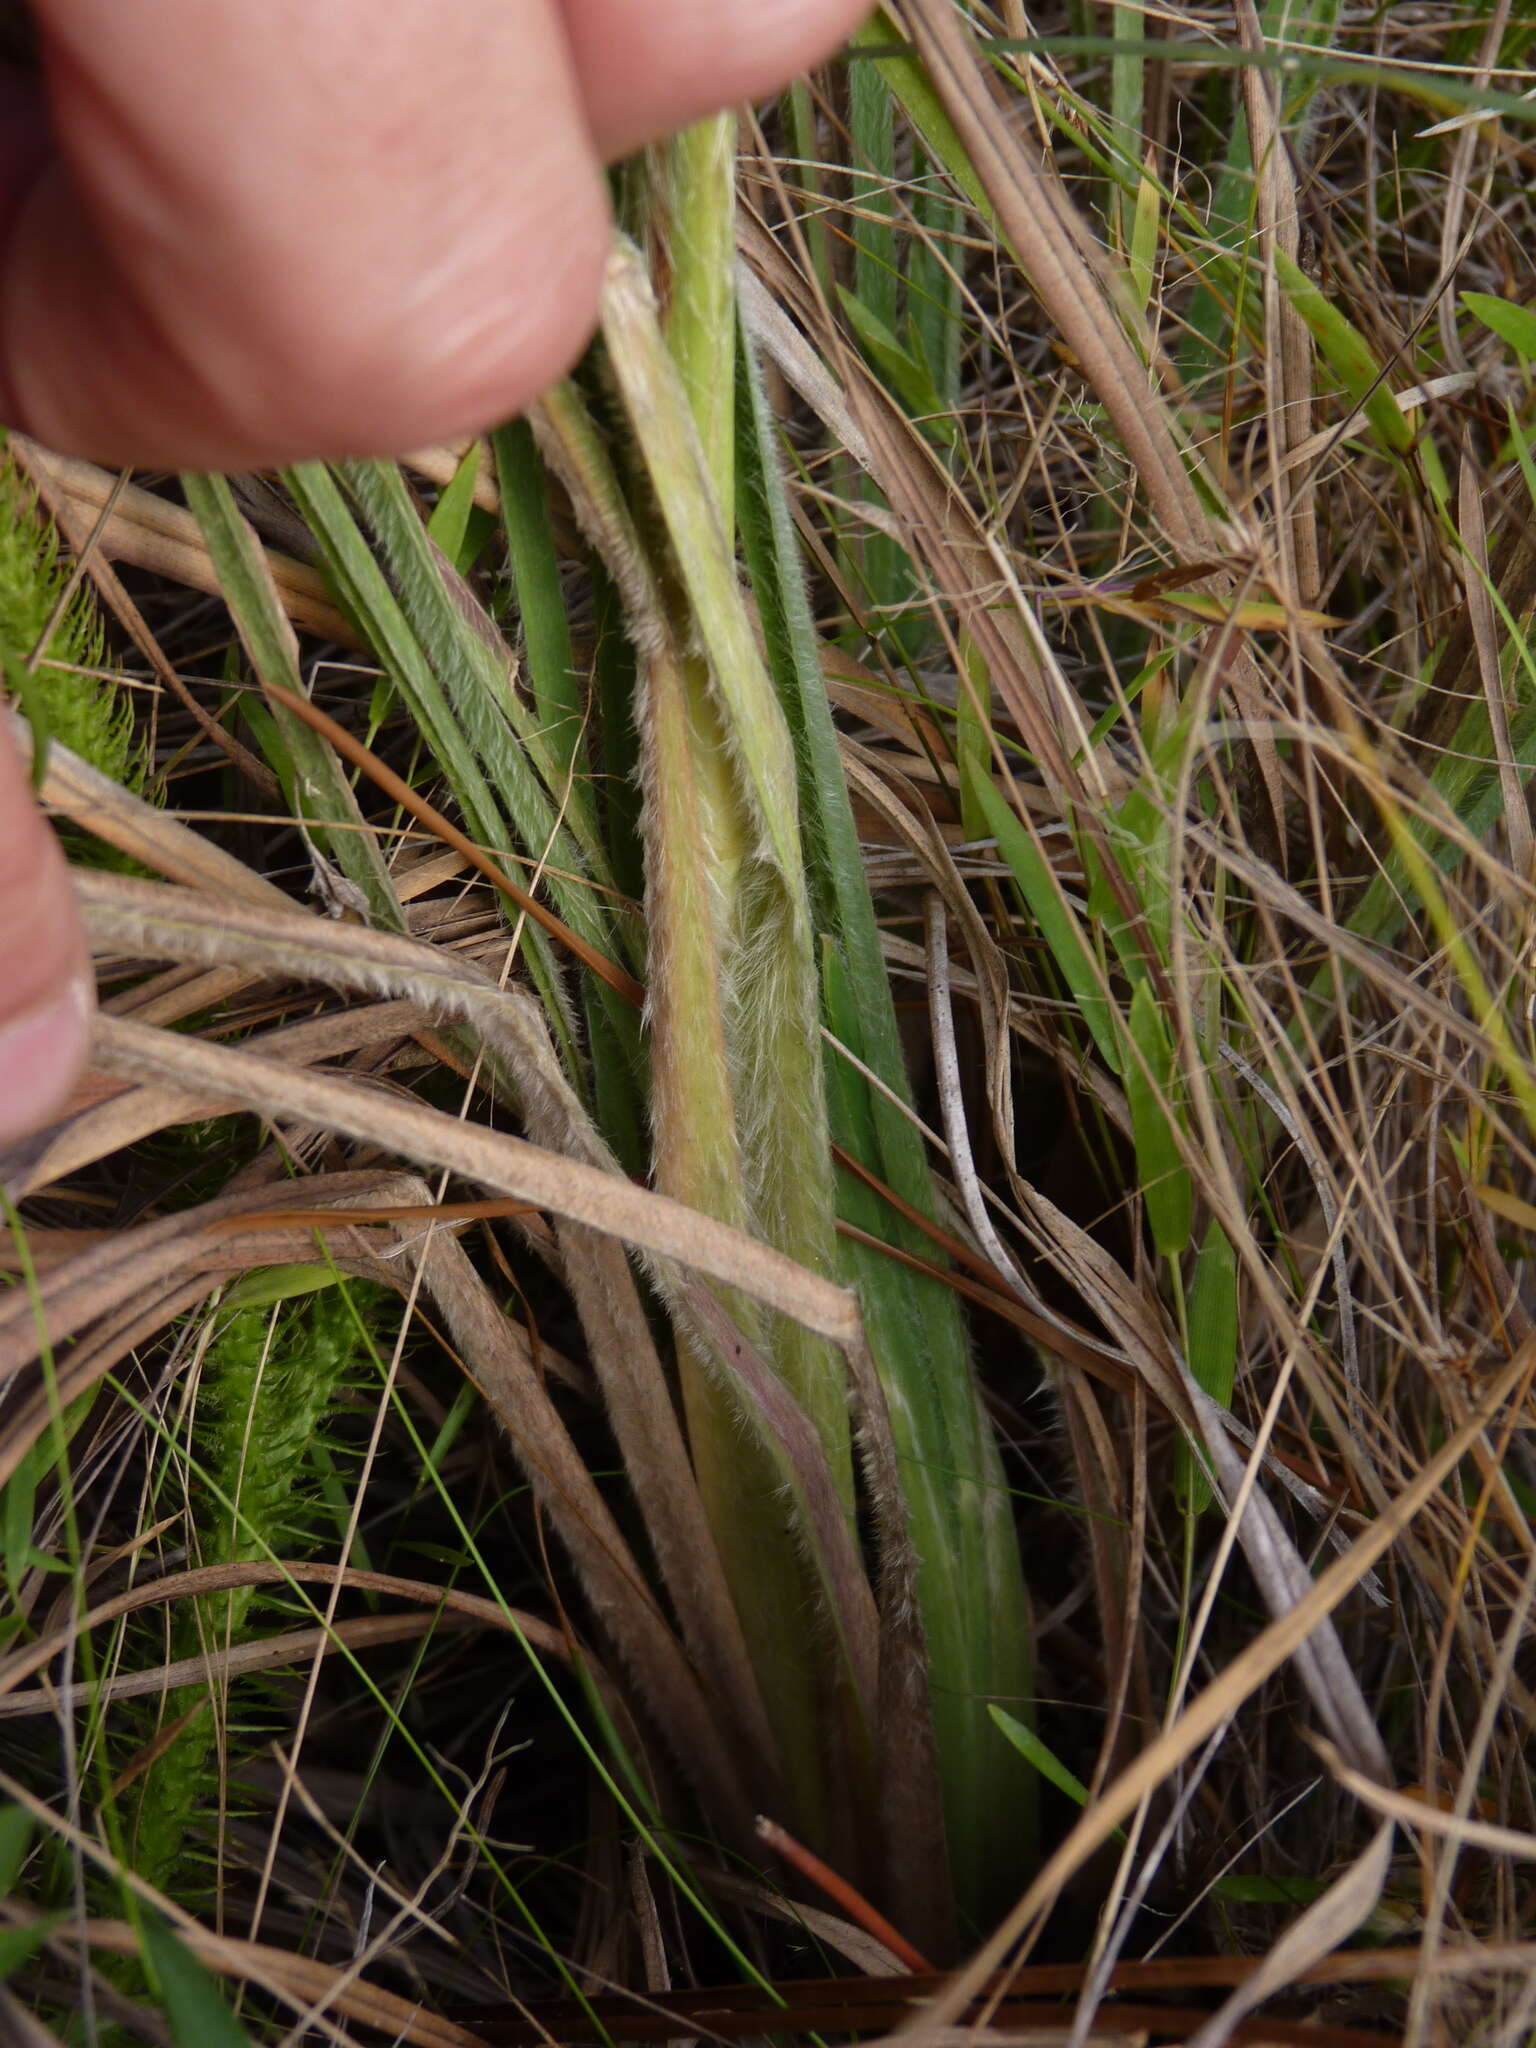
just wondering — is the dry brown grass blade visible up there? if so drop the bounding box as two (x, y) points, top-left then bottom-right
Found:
(913, 888), (1122, 1368)
(738, 210), (1085, 806)
(1182, 1372), (1391, 1780)
(9, 997), (429, 1198)
(895, 0), (1215, 562)
(2, 1164), (761, 1841)
(416, 1222), (761, 1846)
(885, 2), (1296, 852)
(0, 1227), (109, 1273)
(7, 1286), (361, 1630)
(996, 1178), (1181, 1416)
(0, 1610), (487, 1716)
(15, 1122), (843, 1843)
(791, 2015), (1372, 2047)
(831, 1207), (1128, 1392)
(846, 759), (1015, 1121)
(1411, 494), (1536, 761)
(401, 440), (499, 510)
(77, 878), (636, 1288)
(922, 894), (1081, 1352)
(1405, 1465), (1536, 2043)
(11, 435), (356, 645)
(737, 264), (877, 475)
(70, 877), (861, 1766)
(0, 1248), (391, 1507)
(76, 870), (613, 1155)
(104, 961), (257, 1028)
(257, 679), (645, 1007)
(0, 1171), (416, 1364)
(894, 1347), (1534, 2043)
(75, 874), (781, 1774)
(1235, 0), (1320, 606)
(248, 1947), (1536, 2042)
(557, 1221), (785, 1800)
(0, 1987), (66, 2048)
(0, 1759), (480, 2047)
(45, 1918), (482, 2048)
(757, 1816), (933, 1974)
(838, 749), (1137, 1196)
(447, 1979), (1398, 2048)
(1061, 1377), (1147, 1803)
(19, 716), (294, 905)
(90, 1011), (860, 1342)
(706, 1866), (912, 1975)
(0, 1175), (430, 1499)
(1187, 811), (1516, 1070)
(997, 1127), (1379, 1591)
(0, 1558), (580, 1706)
(1315, 1737), (1536, 1863)
(1433, 0), (1512, 375)
(876, 927), (1132, 1144)
(1182, 1824), (1395, 2048)
(1456, 452), (1533, 876)
(741, 199), (1173, 953)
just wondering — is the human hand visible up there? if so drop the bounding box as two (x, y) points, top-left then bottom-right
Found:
(0, 0), (869, 1146)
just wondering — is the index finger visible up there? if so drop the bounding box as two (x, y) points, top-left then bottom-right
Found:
(0, 0), (610, 467)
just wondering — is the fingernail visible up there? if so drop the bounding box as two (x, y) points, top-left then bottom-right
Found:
(0, 976), (94, 1145)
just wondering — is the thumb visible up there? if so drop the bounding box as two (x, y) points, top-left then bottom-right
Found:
(0, 718), (93, 1145)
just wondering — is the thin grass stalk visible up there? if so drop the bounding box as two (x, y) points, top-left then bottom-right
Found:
(332, 455), (657, 1163)
(491, 418), (584, 787)
(845, 51), (920, 658)
(881, 0), (1218, 555)
(333, 457), (607, 873)
(179, 472), (401, 928)
(277, 457), (601, 1070)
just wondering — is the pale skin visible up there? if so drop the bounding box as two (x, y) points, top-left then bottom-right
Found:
(0, 0), (868, 1144)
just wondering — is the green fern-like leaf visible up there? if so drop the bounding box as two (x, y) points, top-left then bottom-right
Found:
(0, 451), (142, 791)
(131, 1281), (384, 1895)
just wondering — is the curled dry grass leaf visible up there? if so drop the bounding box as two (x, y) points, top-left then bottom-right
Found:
(88, 1012), (859, 1345)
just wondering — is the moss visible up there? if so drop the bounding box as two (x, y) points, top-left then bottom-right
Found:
(130, 1280), (384, 1896)
(0, 450), (143, 792)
